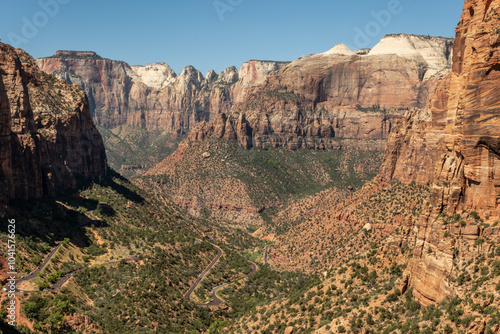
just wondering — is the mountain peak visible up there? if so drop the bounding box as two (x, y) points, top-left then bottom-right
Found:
(322, 43), (355, 56)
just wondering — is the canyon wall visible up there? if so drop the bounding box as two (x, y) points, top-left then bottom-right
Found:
(38, 36), (452, 150)
(36, 52), (226, 132)
(379, 0), (500, 306)
(0, 44), (107, 201)
(382, 2), (500, 214)
(36, 53), (288, 134)
(189, 35), (453, 150)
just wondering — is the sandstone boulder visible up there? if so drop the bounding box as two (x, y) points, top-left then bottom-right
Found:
(462, 225), (480, 240)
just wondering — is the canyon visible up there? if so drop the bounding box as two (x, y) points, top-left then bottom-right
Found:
(263, 0), (500, 311)
(141, 34), (454, 230)
(1, 0), (499, 331)
(36, 52), (288, 134)
(37, 34), (453, 151)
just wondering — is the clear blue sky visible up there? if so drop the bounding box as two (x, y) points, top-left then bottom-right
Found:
(1, 0), (463, 75)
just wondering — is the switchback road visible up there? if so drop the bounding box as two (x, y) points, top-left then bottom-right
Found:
(198, 261), (257, 307)
(183, 243), (259, 307)
(184, 244), (223, 301)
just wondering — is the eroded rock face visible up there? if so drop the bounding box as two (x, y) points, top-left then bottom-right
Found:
(0, 44), (107, 201)
(382, 0), (500, 212)
(36, 54), (220, 132)
(231, 60), (291, 103)
(129, 63), (177, 90)
(189, 36), (452, 150)
(38, 35), (452, 150)
(378, 0), (500, 306)
(368, 34), (453, 80)
(36, 55), (287, 134)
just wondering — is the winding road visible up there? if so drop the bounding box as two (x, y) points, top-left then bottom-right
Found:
(7, 207), (261, 306)
(183, 244), (223, 301)
(199, 261), (257, 307)
(184, 244), (258, 307)
(10, 209), (101, 293)
(264, 245), (273, 268)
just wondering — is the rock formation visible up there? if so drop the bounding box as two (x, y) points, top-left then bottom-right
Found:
(378, 0), (500, 305)
(37, 35), (452, 150)
(0, 43), (107, 201)
(37, 53), (217, 132)
(231, 60), (291, 103)
(381, 0), (500, 214)
(188, 35), (453, 150)
(130, 62), (177, 90)
(36, 54), (287, 134)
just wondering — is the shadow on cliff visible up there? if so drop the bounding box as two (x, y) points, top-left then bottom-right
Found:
(3, 168), (141, 249)
(6, 196), (102, 249)
(75, 167), (145, 205)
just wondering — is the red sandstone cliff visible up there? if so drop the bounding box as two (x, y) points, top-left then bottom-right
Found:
(38, 36), (452, 150)
(378, 0), (500, 306)
(381, 0), (500, 214)
(36, 54), (230, 132)
(188, 35), (453, 150)
(0, 44), (107, 201)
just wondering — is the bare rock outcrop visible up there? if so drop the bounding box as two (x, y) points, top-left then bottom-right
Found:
(129, 62), (177, 90)
(36, 53), (221, 132)
(381, 0), (500, 214)
(0, 44), (107, 201)
(37, 35), (452, 150)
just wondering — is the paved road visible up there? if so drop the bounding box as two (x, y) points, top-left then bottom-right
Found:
(184, 244), (223, 300)
(183, 243), (259, 307)
(8, 208), (122, 293)
(14, 257), (138, 294)
(14, 209), (100, 289)
(198, 261), (257, 307)
(264, 245), (273, 268)
(15, 244), (61, 285)
(48, 257), (137, 292)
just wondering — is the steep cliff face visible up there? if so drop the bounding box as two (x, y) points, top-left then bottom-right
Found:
(189, 35), (453, 150)
(36, 53), (219, 132)
(378, 0), (500, 306)
(38, 35), (452, 149)
(0, 44), (107, 201)
(231, 60), (291, 103)
(36, 54), (287, 134)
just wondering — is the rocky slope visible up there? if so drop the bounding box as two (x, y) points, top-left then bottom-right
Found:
(141, 137), (382, 229)
(0, 44), (107, 201)
(221, 4), (500, 328)
(188, 35), (453, 150)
